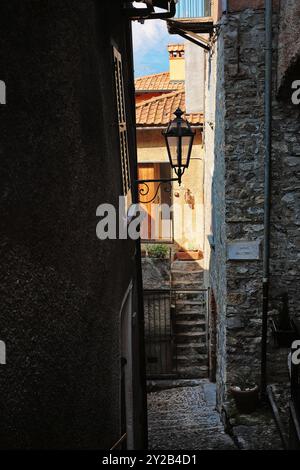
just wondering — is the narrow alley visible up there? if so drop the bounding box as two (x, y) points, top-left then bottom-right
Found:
(1, 0), (300, 455)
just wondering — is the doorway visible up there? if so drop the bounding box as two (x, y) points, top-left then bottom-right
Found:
(120, 283), (134, 449)
(138, 162), (173, 242)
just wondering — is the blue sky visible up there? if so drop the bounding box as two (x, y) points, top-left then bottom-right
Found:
(132, 19), (183, 77)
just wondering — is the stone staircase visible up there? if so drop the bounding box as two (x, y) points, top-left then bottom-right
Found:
(171, 260), (208, 378)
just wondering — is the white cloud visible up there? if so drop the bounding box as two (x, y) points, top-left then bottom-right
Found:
(132, 19), (168, 57)
(132, 19), (183, 76)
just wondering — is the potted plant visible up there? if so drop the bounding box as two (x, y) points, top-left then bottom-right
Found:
(175, 243), (203, 261)
(230, 376), (259, 414)
(271, 292), (297, 348)
(147, 244), (169, 259)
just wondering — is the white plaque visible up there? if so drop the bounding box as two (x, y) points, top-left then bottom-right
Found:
(227, 241), (261, 261)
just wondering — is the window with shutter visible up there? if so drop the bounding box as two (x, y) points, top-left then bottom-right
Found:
(113, 47), (131, 197)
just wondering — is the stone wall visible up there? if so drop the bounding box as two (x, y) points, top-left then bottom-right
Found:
(205, 6), (300, 408)
(221, 8), (266, 393)
(142, 258), (171, 289)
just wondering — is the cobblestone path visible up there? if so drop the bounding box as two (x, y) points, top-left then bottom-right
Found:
(148, 381), (237, 450)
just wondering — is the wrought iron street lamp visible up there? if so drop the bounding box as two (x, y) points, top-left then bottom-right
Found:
(136, 108), (195, 202)
(162, 108), (195, 186)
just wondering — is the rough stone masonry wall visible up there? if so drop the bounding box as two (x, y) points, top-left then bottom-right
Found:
(211, 8), (266, 405)
(208, 29), (228, 407)
(222, 8), (266, 391)
(212, 6), (300, 407)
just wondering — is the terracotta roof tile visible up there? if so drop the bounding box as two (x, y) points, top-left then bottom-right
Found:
(135, 72), (184, 92)
(136, 90), (203, 127)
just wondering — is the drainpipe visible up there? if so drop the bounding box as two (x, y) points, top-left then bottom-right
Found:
(261, 0), (273, 398)
(222, 0), (228, 15)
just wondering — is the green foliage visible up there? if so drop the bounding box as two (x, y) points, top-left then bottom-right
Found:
(147, 244), (169, 259)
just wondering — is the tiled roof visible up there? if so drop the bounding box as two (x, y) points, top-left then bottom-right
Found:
(135, 72), (184, 92)
(167, 44), (185, 52)
(136, 90), (203, 127)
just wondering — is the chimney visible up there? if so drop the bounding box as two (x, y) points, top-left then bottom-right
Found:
(168, 44), (185, 81)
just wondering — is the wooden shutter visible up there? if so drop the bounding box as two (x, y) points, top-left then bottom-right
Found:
(113, 47), (131, 196)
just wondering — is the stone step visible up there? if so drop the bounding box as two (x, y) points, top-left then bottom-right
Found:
(176, 299), (206, 306)
(176, 320), (206, 326)
(175, 332), (206, 343)
(175, 366), (209, 378)
(176, 331), (206, 336)
(175, 311), (206, 320)
(175, 305), (206, 313)
(176, 317), (206, 324)
(171, 271), (204, 280)
(172, 282), (204, 290)
(175, 321), (206, 333)
(176, 311), (206, 319)
(176, 344), (207, 354)
(171, 274), (204, 281)
(175, 354), (208, 363)
(175, 326), (206, 334)
(176, 359), (208, 368)
(175, 302), (207, 315)
(171, 260), (204, 271)
(172, 278), (203, 284)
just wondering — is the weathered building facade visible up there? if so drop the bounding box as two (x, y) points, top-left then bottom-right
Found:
(135, 43), (208, 380)
(136, 44), (204, 250)
(0, 0), (147, 449)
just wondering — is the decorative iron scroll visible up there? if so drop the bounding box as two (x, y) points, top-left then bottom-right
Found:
(138, 181), (172, 204)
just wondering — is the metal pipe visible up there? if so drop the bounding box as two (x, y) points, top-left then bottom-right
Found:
(261, 0), (273, 398)
(222, 0), (228, 15)
(110, 433), (127, 450)
(173, 29), (210, 51)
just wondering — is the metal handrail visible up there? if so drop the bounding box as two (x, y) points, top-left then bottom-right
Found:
(110, 433), (127, 450)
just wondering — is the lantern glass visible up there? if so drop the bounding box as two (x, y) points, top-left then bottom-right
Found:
(166, 135), (178, 168)
(163, 108), (195, 177)
(181, 135), (194, 167)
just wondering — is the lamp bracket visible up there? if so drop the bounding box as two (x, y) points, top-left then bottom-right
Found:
(135, 178), (177, 204)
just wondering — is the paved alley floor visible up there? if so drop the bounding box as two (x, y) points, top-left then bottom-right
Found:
(147, 380), (237, 450)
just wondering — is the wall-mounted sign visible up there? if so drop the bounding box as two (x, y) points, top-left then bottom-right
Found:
(227, 241), (261, 261)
